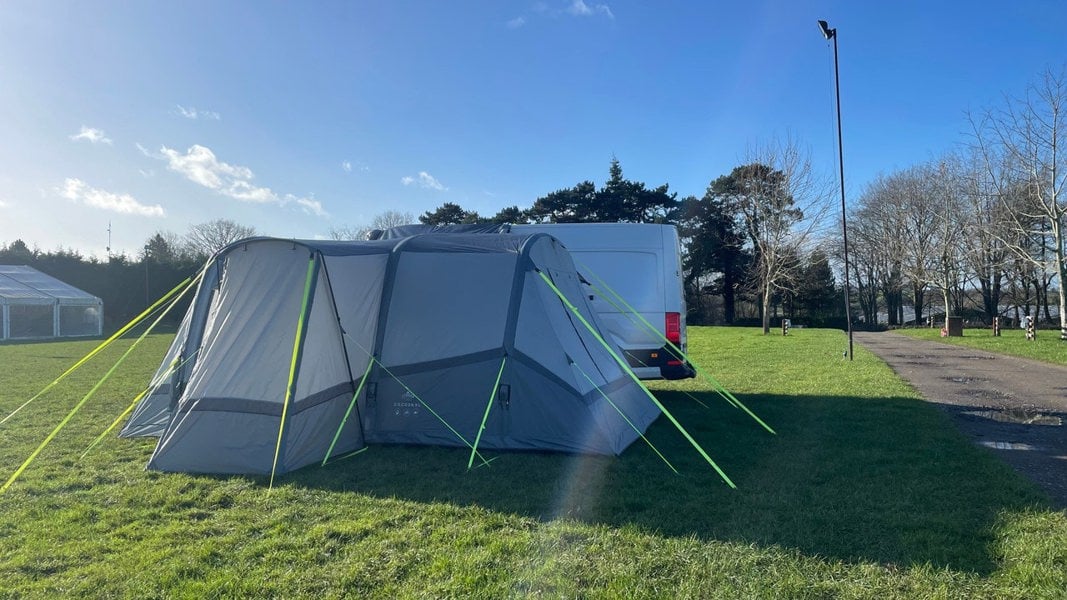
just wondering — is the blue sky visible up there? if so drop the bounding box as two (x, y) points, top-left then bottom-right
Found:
(1, 1), (1064, 258)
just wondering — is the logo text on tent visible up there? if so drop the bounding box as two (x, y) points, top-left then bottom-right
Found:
(393, 400), (421, 417)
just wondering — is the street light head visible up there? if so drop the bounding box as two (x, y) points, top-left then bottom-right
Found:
(818, 20), (835, 40)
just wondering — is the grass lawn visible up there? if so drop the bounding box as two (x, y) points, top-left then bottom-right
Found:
(1, 327), (1065, 598)
(895, 326), (1067, 366)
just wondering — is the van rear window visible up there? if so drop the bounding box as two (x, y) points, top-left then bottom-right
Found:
(572, 251), (660, 313)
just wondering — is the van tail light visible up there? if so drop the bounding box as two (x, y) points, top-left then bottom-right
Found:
(665, 312), (681, 345)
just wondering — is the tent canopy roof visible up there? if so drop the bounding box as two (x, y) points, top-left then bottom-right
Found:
(0, 265), (101, 304)
(220, 233), (539, 258)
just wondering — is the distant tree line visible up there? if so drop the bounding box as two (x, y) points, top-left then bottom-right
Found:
(0, 219), (254, 331)
(392, 152), (840, 332)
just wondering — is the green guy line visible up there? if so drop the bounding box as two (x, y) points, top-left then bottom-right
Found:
(1, 272), (200, 427)
(537, 270), (736, 489)
(468, 356), (507, 470)
(322, 360), (373, 466)
(2, 279), (190, 493)
(572, 362), (677, 474)
(370, 355), (492, 469)
(80, 350), (201, 460)
(342, 332), (491, 468)
(581, 275), (739, 411)
(579, 263), (774, 435)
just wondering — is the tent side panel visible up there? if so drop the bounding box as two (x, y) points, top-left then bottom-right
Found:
(320, 254), (389, 378)
(583, 379), (661, 455)
(286, 264), (367, 463)
(148, 409), (280, 474)
(181, 244), (309, 404)
(148, 243), (314, 473)
(148, 384), (356, 474)
(121, 307), (194, 437)
(379, 253), (516, 366)
(364, 359), (505, 448)
(501, 360), (614, 454)
(281, 390), (364, 469)
(119, 385), (174, 438)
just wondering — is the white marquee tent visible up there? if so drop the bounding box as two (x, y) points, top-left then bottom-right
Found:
(0, 265), (103, 341)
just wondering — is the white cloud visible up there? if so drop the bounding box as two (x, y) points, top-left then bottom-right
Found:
(516, 2), (613, 27)
(161, 144), (256, 194)
(69, 126), (112, 145)
(58, 178), (164, 217)
(344, 159), (370, 173)
(175, 105), (221, 120)
(293, 195), (327, 217)
(158, 144), (327, 216)
(0, 199), (9, 209)
(401, 171), (447, 191)
(567, 0), (613, 18)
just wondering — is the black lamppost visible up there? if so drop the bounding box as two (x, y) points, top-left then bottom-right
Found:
(819, 19), (854, 361)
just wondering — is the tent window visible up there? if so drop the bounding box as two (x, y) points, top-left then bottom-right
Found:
(59, 305), (100, 337)
(9, 304), (53, 338)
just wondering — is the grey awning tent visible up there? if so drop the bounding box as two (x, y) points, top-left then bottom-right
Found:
(122, 233), (661, 476)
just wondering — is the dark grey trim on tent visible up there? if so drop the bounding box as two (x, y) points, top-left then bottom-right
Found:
(385, 348), (506, 378)
(509, 349), (581, 396)
(369, 223), (508, 240)
(176, 382), (355, 417)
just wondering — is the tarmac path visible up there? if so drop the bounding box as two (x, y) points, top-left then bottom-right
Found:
(853, 331), (1067, 509)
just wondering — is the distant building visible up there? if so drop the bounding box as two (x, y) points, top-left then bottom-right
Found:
(0, 265), (103, 340)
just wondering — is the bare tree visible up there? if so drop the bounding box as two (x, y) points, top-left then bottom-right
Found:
(840, 214), (881, 326)
(184, 219), (256, 258)
(733, 139), (832, 334)
(330, 210), (415, 240)
(851, 173), (913, 326)
(329, 225), (370, 241)
(372, 210), (414, 230)
(140, 230), (188, 263)
(971, 67), (1067, 338)
(927, 159), (970, 326)
(956, 149), (1012, 323)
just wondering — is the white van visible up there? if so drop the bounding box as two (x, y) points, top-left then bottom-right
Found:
(509, 223), (694, 380)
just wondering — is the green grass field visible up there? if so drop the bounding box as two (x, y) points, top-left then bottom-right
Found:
(1, 328), (1064, 598)
(895, 326), (1067, 365)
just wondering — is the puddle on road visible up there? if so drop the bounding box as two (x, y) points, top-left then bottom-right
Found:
(903, 361), (946, 367)
(979, 441), (1038, 451)
(943, 376), (987, 384)
(966, 389), (1013, 402)
(963, 408), (1063, 426)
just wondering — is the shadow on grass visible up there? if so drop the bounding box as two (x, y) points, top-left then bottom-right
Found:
(273, 391), (1052, 575)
